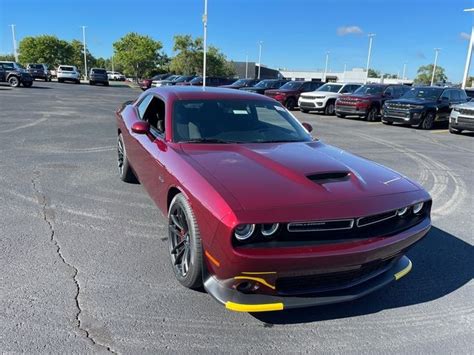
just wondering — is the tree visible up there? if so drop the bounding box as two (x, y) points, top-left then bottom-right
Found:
(170, 34), (235, 77)
(414, 64), (447, 85)
(0, 54), (15, 61)
(368, 68), (380, 78)
(113, 32), (163, 80)
(18, 35), (73, 68)
(70, 39), (96, 74)
(466, 76), (474, 88)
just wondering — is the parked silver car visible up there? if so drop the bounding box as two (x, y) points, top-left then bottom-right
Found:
(449, 101), (474, 134)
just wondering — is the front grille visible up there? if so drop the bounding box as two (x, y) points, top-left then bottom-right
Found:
(384, 109), (409, 118)
(276, 256), (399, 295)
(287, 219), (354, 232)
(300, 102), (315, 107)
(458, 109), (474, 116)
(386, 103), (411, 110)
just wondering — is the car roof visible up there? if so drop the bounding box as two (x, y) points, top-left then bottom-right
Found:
(145, 86), (277, 102)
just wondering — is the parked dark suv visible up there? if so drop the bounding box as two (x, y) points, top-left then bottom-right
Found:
(382, 86), (469, 129)
(264, 81), (323, 110)
(175, 76), (234, 87)
(220, 78), (261, 89)
(89, 68), (109, 86)
(26, 63), (51, 81)
(0, 61), (33, 87)
(239, 79), (289, 95)
(335, 84), (409, 121)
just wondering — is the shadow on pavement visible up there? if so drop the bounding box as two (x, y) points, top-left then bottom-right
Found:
(252, 227), (473, 324)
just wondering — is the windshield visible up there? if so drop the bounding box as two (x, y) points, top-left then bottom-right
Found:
(190, 77), (203, 84)
(231, 79), (248, 86)
(255, 80), (277, 88)
(175, 76), (193, 82)
(173, 99), (312, 143)
(354, 85), (384, 95)
(30, 64), (44, 69)
(402, 87), (443, 100)
(317, 83), (342, 93)
(92, 69), (107, 74)
(279, 81), (303, 90)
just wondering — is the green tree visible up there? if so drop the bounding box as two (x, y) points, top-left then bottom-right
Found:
(0, 54), (15, 61)
(414, 64), (447, 85)
(368, 68), (380, 78)
(70, 39), (96, 74)
(113, 32), (163, 80)
(170, 34), (235, 77)
(18, 35), (73, 68)
(466, 76), (474, 88)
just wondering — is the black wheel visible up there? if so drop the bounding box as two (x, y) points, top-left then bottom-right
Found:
(168, 193), (203, 289)
(419, 112), (435, 130)
(285, 97), (296, 110)
(117, 134), (137, 183)
(336, 113), (345, 118)
(365, 106), (378, 121)
(22, 81), (33, 88)
(89, 81), (95, 85)
(58, 78), (63, 83)
(300, 109), (309, 113)
(105, 82), (109, 86)
(324, 100), (336, 115)
(449, 126), (462, 134)
(75, 79), (80, 84)
(8, 76), (20, 87)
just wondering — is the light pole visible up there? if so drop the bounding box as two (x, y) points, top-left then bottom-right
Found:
(10, 24), (18, 62)
(462, 8), (474, 89)
(257, 41), (263, 79)
(431, 48), (441, 86)
(402, 62), (407, 81)
(365, 33), (375, 84)
(245, 54), (248, 79)
(81, 26), (88, 80)
(202, 0), (208, 87)
(343, 63), (347, 82)
(323, 51), (329, 82)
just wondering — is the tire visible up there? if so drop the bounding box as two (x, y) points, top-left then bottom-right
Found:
(300, 109), (309, 113)
(22, 81), (33, 88)
(58, 78), (63, 83)
(336, 113), (346, 118)
(105, 82), (109, 86)
(324, 100), (336, 115)
(285, 97), (296, 110)
(382, 120), (393, 125)
(8, 76), (20, 87)
(89, 81), (95, 85)
(168, 193), (203, 289)
(75, 79), (80, 84)
(365, 106), (378, 121)
(419, 112), (435, 130)
(449, 126), (462, 134)
(117, 134), (138, 183)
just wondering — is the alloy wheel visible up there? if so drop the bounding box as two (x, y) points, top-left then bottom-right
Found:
(117, 136), (124, 174)
(169, 204), (192, 277)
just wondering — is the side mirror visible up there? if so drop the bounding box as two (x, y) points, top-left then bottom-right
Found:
(131, 121), (150, 134)
(302, 122), (313, 133)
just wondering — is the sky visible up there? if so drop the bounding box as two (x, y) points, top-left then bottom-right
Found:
(0, 0), (473, 82)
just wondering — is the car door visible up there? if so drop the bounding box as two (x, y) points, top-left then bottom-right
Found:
(128, 94), (168, 199)
(0, 65), (5, 82)
(438, 89), (452, 121)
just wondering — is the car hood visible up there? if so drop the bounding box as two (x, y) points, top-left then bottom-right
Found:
(387, 98), (436, 105)
(265, 89), (298, 94)
(181, 141), (420, 211)
(344, 93), (381, 100)
(453, 101), (474, 109)
(301, 90), (339, 97)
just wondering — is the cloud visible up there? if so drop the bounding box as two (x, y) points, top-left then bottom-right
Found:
(416, 51), (426, 59)
(337, 26), (363, 36)
(460, 32), (471, 40)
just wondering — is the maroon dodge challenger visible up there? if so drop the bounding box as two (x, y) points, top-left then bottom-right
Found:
(115, 86), (431, 313)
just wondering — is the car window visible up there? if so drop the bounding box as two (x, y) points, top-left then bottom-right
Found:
(137, 95), (154, 120)
(142, 96), (166, 134)
(60, 66), (74, 71)
(459, 90), (468, 100)
(2, 63), (14, 70)
(92, 69), (107, 74)
(301, 82), (313, 91)
(440, 90), (451, 101)
(384, 87), (395, 97)
(451, 90), (462, 101)
(310, 82), (321, 91)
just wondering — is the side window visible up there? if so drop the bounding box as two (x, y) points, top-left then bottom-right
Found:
(301, 82), (312, 91)
(310, 82), (320, 91)
(142, 96), (166, 134)
(340, 85), (351, 94)
(384, 87), (394, 97)
(137, 95), (153, 119)
(459, 90), (468, 101)
(440, 90), (450, 101)
(451, 90), (461, 101)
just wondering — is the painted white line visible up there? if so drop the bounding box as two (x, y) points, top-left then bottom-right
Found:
(0, 115), (49, 133)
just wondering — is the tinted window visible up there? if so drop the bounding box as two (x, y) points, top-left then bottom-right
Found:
(1, 63), (14, 70)
(354, 85), (384, 95)
(60, 66), (74, 71)
(172, 99), (312, 143)
(92, 69), (107, 74)
(142, 97), (166, 133)
(30, 64), (44, 69)
(440, 90), (451, 101)
(402, 87), (443, 100)
(280, 81), (304, 90)
(459, 90), (468, 100)
(384, 87), (395, 97)
(317, 83), (343, 93)
(137, 95), (153, 119)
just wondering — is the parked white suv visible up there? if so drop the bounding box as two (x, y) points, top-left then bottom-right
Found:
(57, 65), (80, 84)
(299, 83), (362, 115)
(107, 71), (125, 81)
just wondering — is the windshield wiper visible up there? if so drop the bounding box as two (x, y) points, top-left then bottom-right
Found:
(181, 138), (235, 144)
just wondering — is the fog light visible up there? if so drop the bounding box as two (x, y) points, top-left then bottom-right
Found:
(261, 223), (279, 237)
(234, 224), (255, 240)
(413, 202), (424, 214)
(397, 207), (409, 216)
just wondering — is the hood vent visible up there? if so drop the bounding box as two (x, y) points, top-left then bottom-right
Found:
(307, 171), (350, 184)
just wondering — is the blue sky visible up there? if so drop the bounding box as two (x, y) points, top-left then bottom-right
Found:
(0, 0), (473, 81)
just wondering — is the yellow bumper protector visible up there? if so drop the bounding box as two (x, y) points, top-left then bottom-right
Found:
(394, 259), (412, 280)
(225, 301), (284, 312)
(234, 276), (276, 290)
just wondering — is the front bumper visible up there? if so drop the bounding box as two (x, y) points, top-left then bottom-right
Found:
(335, 105), (368, 116)
(382, 108), (424, 125)
(204, 255), (412, 312)
(450, 111), (474, 131)
(299, 99), (326, 111)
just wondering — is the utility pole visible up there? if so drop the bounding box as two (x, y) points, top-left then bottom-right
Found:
(323, 51), (329, 82)
(257, 41), (263, 79)
(365, 33), (375, 84)
(245, 54), (248, 79)
(343, 63), (347, 82)
(431, 48), (441, 86)
(81, 26), (88, 80)
(10, 24), (18, 62)
(202, 0), (208, 87)
(402, 62), (407, 81)
(462, 8), (474, 89)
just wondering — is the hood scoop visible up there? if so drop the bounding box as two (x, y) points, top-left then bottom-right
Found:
(307, 171), (350, 184)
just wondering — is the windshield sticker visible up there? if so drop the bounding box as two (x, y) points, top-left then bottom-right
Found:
(233, 110), (249, 115)
(274, 105), (286, 112)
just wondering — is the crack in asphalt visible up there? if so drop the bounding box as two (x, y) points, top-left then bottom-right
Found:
(31, 171), (117, 354)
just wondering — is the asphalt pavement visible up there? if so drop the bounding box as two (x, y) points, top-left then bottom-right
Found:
(0, 81), (473, 353)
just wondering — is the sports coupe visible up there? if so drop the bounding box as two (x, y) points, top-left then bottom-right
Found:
(115, 86), (431, 312)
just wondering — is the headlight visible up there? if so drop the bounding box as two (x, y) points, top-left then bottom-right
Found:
(397, 207), (409, 216)
(413, 202), (424, 214)
(452, 107), (460, 113)
(261, 223), (279, 237)
(234, 224), (255, 240)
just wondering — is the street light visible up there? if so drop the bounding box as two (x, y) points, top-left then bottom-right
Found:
(365, 33), (376, 84)
(431, 48), (441, 86)
(245, 53), (248, 79)
(257, 41), (263, 79)
(323, 51), (329, 82)
(462, 8), (474, 89)
(402, 62), (407, 81)
(9, 24), (18, 62)
(202, 0), (208, 87)
(81, 26), (88, 80)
